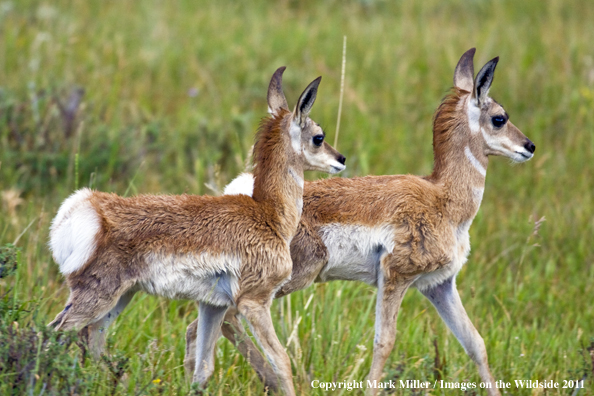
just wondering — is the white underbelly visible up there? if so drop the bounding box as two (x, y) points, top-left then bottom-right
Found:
(138, 252), (240, 306)
(317, 224), (395, 286)
(315, 220), (473, 292)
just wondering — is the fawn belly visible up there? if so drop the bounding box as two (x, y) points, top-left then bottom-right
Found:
(138, 252), (240, 306)
(316, 224), (395, 286)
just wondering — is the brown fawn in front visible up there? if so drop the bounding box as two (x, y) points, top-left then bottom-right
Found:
(185, 49), (535, 395)
(48, 67), (346, 395)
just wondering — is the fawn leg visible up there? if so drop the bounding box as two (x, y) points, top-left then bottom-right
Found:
(366, 271), (413, 396)
(238, 299), (294, 396)
(79, 290), (136, 359)
(185, 306), (279, 391)
(192, 303), (228, 386)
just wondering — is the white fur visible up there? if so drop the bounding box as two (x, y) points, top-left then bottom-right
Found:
(223, 170), (304, 215)
(466, 98), (480, 134)
(295, 197), (303, 217)
(303, 149), (345, 174)
(481, 127), (533, 162)
(317, 224), (395, 286)
(472, 187), (484, 206)
(49, 188), (101, 275)
(223, 173), (254, 196)
(414, 219), (472, 291)
(464, 146), (486, 177)
(289, 120), (302, 154)
(140, 252), (241, 306)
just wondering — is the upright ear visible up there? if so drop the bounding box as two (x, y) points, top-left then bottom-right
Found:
(267, 66), (289, 115)
(473, 57), (499, 105)
(294, 76), (321, 127)
(453, 48), (476, 92)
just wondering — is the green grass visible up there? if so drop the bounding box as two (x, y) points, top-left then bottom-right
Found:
(1, 0), (593, 394)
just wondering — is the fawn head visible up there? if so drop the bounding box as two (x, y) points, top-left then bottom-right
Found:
(454, 48), (535, 163)
(267, 67), (346, 174)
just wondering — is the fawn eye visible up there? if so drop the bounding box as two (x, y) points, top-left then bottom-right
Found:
(312, 135), (324, 147)
(492, 115), (507, 128)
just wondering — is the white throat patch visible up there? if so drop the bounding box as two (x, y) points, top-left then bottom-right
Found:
(289, 120), (302, 154)
(472, 187), (485, 205)
(288, 167), (304, 189)
(467, 98), (480, 134)
(464, 146), (486, 177)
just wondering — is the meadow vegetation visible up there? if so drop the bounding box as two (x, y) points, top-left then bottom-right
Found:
(1, 0), (593, 394)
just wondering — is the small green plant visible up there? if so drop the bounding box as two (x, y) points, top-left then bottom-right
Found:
(0, 243), (134, 395)
(0, 243), (18, 280)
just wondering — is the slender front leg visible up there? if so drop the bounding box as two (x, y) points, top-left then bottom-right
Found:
(420, 276), (500, 396)
(366, 271), (414, 396)
(238, 299), (295, 396)
(221, 307), (280, 391)
(193, 303), (228, 386)
(184, 308), (279, 391)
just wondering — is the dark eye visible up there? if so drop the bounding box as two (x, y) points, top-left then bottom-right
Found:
(492, 115), (507, 128)
(312, 135), (324, 147)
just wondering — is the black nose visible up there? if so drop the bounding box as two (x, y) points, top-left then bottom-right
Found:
(337, 155), (346, 165)
(524, 140), (535, 154)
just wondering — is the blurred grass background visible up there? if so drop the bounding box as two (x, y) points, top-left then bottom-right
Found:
(1, 0), (593, 394)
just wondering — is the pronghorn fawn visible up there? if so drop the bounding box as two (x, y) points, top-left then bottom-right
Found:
(185, 49), (535, 395)
(48, 67), (346, 395)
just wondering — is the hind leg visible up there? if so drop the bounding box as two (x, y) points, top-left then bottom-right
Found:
(192, 303), (228, 386)
(79, 290), (136, 359)
(184, 318), (199, 382)
(49, 282), (133, 335)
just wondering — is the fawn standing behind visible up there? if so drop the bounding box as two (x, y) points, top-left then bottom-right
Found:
(48, 67), (346, 395)
(185, 49), (535, 395)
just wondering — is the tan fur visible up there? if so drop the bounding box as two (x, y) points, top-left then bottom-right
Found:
(49, 67), (345, 396)
(186, 49), (535, 395)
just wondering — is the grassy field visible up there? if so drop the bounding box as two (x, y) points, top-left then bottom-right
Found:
(1, 0), (593, 394)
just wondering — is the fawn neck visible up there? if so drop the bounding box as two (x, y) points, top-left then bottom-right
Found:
(252, 109), (304, 241)
(429, 89), (487, 225)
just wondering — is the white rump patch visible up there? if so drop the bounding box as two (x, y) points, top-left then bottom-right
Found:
(414, 219), (472, 291)
(289, 120), (302, 154)
(141, 252), (241, 306)
(317, 223), (395, 285)
(467, 99), (480, 134)
(223, 173), (254, 196)
(49, 188), (100, 275)
(464, 146), (486, 177)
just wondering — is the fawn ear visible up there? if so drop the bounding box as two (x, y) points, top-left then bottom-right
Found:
(294, 76), (321, 127)
(267, 67), (289, 115)
(453, 48), (475, 92)
(473, 57), (499, 105)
